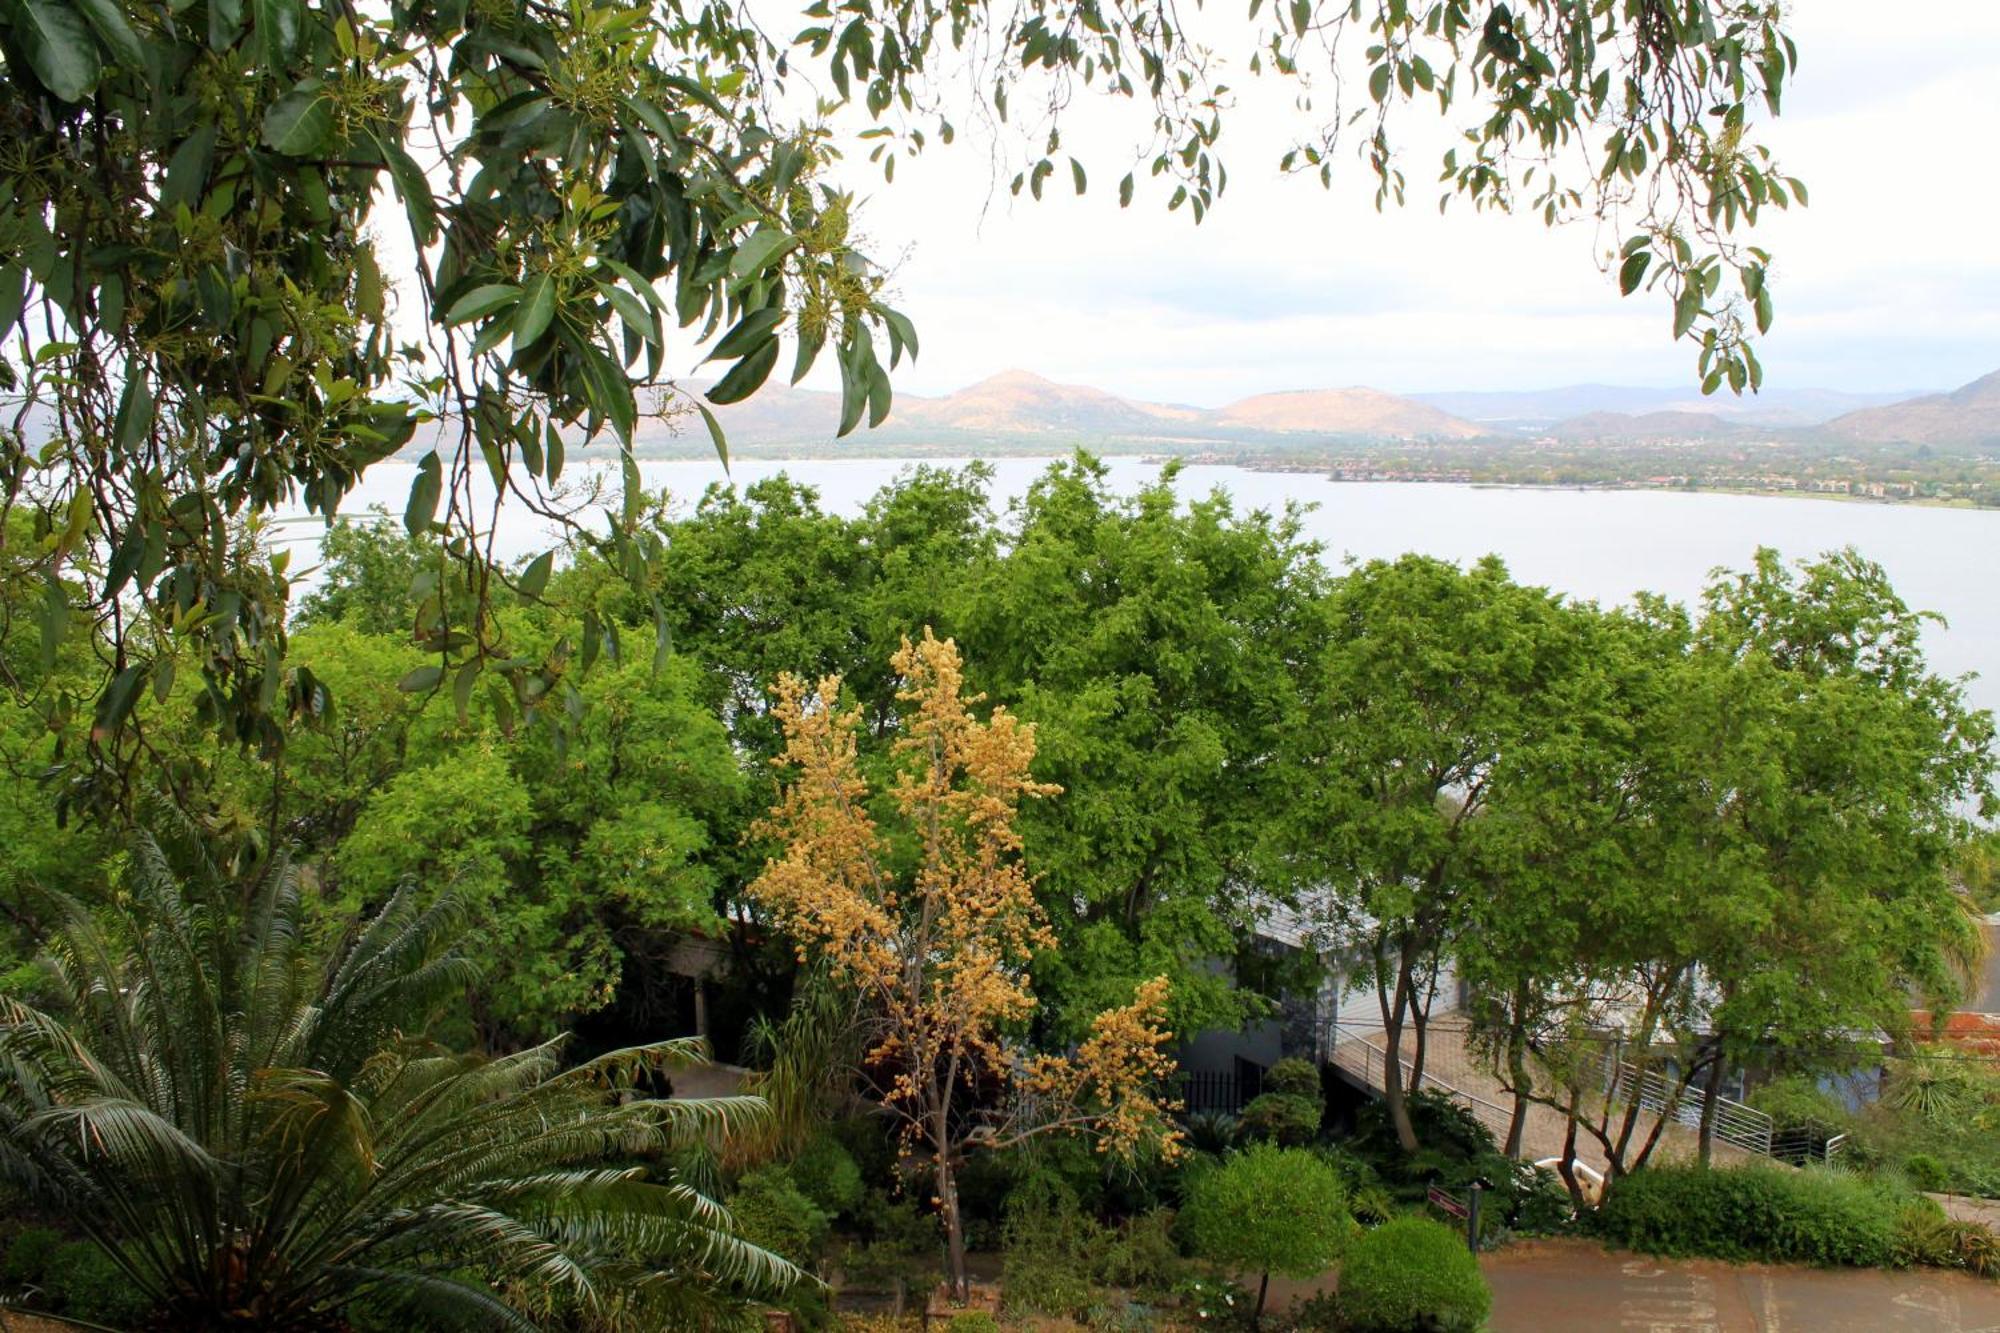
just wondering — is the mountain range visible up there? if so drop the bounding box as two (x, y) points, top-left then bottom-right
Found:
(666, 366), (2000, 455)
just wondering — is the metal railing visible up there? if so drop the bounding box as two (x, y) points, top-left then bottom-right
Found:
(1326, 1021), (1516, 1141)
(1603, 1059), (1775, 1156)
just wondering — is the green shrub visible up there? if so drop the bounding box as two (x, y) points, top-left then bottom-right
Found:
(1096, 1209), (1185, 1294)
(2, 1225), (62, 1286)
(1264, 1058), (1322, 1099)
(1592, 1165), (1901, 1267)
(730, 1165), (831, 1267)
(1000, 1172), (1098, 1317)
(793, 1133), (866, 1217)
(1904, 1153), (1951, 1194)
(1240, 1091), (1323, 1146)
(1750, 1076), (1852, 1141)
(1184, 1110), (1245, 1156)
(1338, 1216), (1491, 1333)
(44, 1240), (154, 1326)
(1180, 1144), (1351, 1320)
(1892, 1201), (2000, 1277)
(946, 1314), (1000, 1333)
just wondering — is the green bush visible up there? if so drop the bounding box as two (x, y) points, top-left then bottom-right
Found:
(1750, 1076), (1852, 1141)
(1096, 1209), (1185, 1295)
(1892, 1201), (2000, 1277)
(2, 1224), (61, 1286)
(1264, 1058), (1322, 1099)
(1240, 1091), (1323, 1146)
(1904, 1153), (1951, 1194)
(947, 1314), (1000, 1332)
(1338, 1216), (1491, 1333)
(1179, 1144), (1351, 1319)
(44, 1240), (154, 1326)
(1000, 1172), (1098, 1317)
(729, 1165), (831, 1267)
(792, 1133), (865, 1217)
(1591, 1166), (1902, 1266)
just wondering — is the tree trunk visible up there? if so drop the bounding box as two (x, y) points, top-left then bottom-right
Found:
(1697, 1047), (1726, 1167)
(1254, 1270), (1271, 1327)
(938, 1153), (968, 1301)
(1410, 1001), (1429, 1091)
(1378, 952), (1419, 1153)
(1503, 1022), (1532, 1159)
(1556, 1083), (1588, 1211)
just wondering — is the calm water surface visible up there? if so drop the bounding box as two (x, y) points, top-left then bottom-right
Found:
(309, 455), (2000, 716)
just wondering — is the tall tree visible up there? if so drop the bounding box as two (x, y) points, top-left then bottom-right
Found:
(749, 630), (1179, 1300)
(961, 456), (1326, 1039)
(1288, 554), (1578, 1151)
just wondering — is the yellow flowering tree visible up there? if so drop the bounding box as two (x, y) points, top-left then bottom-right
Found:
(751, 629), (1178, 1298)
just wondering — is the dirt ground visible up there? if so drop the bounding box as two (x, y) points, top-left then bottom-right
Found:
(1476, 1238), (2000, 1332)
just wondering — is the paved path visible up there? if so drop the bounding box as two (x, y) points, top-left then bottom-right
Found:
(1482, 1240), (2000, 1332)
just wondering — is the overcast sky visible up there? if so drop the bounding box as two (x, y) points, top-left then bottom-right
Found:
(805, 0), (2000, 406)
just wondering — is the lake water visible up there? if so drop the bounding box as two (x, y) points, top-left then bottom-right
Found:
(299, 455), (2000, 718)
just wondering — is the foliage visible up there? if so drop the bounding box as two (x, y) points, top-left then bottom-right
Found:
(1239, 1092), (1324, 1147)
(1179, 1145), (1350, 1320)
(1264, 1058), (1322, 1099)
(41, 1239), (154, 1327)
(1892, 1201), (2000, 1277)
(1750, 1076), (1854, 1142)
(962, 459), (1329, 1038)
(1, 1224), (60, 1287)
(1337, 1216), (1492, 1333)
(730, 1165), (833, 1268)
(1885, 1047), (2000, 1129)
(1591, 1166), (1904, 1267)
(946, 1315), (1001, 1333)
(0, 827), (797, 1328)
(792, 1133), (867, 1219)
(749, 629), (1180, 1294)
(1183, 1111), (1247, 1157)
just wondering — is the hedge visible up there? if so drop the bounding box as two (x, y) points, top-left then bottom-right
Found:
(1591, 1165), (1902, 1267)
(1338, 1216), (1491, 1332)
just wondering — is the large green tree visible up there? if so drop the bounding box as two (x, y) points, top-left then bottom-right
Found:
(0, 0), (1804, 808)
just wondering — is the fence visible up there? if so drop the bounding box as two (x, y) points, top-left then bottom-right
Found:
(1324, 1020), (1515, 1141)
(1603, 1059), (1775, 1156)
(1177, 1068), (1254, 1115)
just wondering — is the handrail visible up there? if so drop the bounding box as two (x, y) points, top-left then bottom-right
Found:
(1326, 1021), (1515, 1139)
(1603, 1059), (1774, 1155)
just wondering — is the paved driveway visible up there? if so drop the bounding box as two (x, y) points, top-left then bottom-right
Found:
(1484, 1240), (2000, 1332)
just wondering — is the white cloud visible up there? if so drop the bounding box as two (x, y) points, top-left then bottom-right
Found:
(816, 0), (2000, 403)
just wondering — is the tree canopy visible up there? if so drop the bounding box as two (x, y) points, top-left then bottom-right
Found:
(0, 0), (1805, 792)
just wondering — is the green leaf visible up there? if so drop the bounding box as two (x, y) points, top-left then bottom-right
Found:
(113, 370), (153, 453)
(14, 0), (101, 102)
(72, 0), (145, 70)
(398, 665), (444, 693)
(706, 338), (780, 404)
(445, 283), (522, 325)
(1618, 250), (1649, 297)
(1672, 284), (1701, 339)
(1119, 172), (1135, 208)
(0, 263), (26, 329)
(252, 0), (301, 69)
(729, 227), (798, 280)
(262, 80), (336, 156)
(92, 663), (147, 741)
(709, 305), (784, 361)
(881, 307), (919, 368)
(513, 273), (556, 347)
(1070, 158), (1087, 195)
(1369, 63), (1391, 103)
(377, 137), (438, 244)
(695, 401), (730, 471)
(517, 550), (554, 602)
(404, 452), (443, 535)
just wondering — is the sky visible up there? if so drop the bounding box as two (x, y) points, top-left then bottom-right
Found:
(796, 0), (2000, 406)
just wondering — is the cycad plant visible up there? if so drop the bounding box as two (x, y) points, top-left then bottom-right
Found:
(0, 829), (798, 1329)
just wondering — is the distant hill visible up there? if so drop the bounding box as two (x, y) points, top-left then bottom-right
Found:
(1418, 384), (1911, 429)
(1817, 369), (2000, 448)
(673, 368), (1489, 451)
(1210, 388), (1485, 440)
